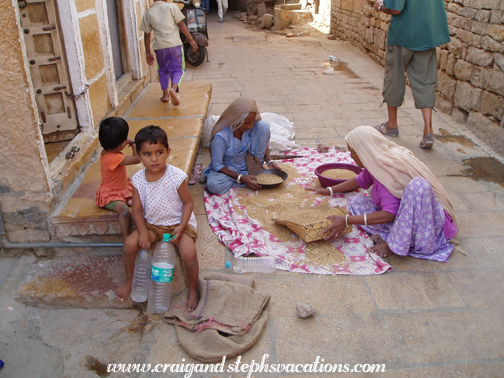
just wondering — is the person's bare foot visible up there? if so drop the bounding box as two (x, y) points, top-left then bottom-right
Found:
(169, 89), (180, 106)
(317, 144), (331, 153)
(371, 240), (394, 258)
(116, 279), (132, 301)
(161, 89), (170, 102)
(187, 290), (199, 312)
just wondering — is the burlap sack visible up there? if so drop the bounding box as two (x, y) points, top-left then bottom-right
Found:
(164, 273), (270, 336)
(164, 273), (270, 363)
(175, 306), (268, 363)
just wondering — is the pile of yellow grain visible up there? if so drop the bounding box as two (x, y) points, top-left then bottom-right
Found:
(256, 173), (283, 185)
(321, 168), (357, 180)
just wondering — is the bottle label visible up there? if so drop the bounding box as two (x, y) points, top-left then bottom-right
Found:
(151, 265), (174, 283)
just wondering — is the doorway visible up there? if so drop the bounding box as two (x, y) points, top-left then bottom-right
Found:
(19, 0), (79, 160)
(106, 0), (131, 92)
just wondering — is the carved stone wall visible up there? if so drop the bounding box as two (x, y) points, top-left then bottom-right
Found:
(330, 0), (504, 155)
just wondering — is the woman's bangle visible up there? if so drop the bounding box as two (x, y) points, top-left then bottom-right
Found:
(345, 214), (349, 227)
(237, 174), (243, 183)
(328, 186), (333, 197)
(267, 160), (274, 166)
(364, 213), (368, 226)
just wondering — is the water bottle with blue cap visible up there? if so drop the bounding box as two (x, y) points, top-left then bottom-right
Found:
(147, 233), (176, 313)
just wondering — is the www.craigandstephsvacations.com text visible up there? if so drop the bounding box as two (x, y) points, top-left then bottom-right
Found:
(106, 355), (386, 377)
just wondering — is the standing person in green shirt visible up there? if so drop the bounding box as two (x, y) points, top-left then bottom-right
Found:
(374, 0), (450, 149)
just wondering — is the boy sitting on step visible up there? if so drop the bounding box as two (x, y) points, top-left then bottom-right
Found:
(116, 126), (200, 312)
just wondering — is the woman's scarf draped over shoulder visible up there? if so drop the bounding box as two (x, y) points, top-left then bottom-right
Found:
(345, 126), (457, 226)
(210, 97), (261, 141)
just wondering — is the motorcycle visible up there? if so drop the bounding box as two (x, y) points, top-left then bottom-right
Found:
(175, 0), (209, 66)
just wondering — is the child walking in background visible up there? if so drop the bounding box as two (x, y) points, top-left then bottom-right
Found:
(117, 126), (200, 311)
(140, 0), (198, 105)
(96, 117), (141, 240)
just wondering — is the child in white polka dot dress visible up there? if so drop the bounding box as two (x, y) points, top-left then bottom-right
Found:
(117, 125), (200, 312)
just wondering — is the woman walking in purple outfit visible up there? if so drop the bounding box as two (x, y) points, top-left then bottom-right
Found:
(307, 126), (458, 262)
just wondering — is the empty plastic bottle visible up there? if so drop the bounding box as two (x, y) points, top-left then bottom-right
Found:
(232, 256), (276, 274)
(130, 249), (152, 303)
(147, 234), (176, 313)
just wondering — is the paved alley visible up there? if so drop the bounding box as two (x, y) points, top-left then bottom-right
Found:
(1, 12), (504, 378)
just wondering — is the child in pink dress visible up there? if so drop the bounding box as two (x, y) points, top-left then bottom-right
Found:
(96, 117), (141, 239)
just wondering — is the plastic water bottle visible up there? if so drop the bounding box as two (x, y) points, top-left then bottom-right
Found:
(329, 55), (340, 63)
(230, 256), (276, 274)
(147, 234), (176, 313)
(130, 249), (152, 302)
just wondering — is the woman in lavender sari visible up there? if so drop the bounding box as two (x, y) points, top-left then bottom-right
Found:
(308, 126), (458, 262)
(204, 98), (281, 195)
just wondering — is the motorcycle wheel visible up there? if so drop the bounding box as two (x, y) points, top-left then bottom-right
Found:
(185, 45), (206, 67)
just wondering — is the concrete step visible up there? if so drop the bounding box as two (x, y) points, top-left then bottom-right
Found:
(50, 81), (212, 241)
(14, 253), (188, 309)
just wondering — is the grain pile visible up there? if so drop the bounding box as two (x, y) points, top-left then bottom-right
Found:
(233, 162), (347, 267)
(256, 173), (283, 185)
(321, 168), (357, 180)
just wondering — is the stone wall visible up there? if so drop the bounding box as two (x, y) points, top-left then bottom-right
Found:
(330, 0), (504, 155)
(0, 0), (52, 243)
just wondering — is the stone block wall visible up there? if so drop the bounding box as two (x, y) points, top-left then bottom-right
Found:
(330, 0), (504, 155)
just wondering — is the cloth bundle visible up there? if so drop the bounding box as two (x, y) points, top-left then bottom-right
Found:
(164, 272), (270, 362)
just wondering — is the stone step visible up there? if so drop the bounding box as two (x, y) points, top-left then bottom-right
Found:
(50, 82), (212, 241)
(14, 253), (188, 309)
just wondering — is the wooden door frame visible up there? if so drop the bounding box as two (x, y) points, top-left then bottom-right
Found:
(43, 0), (142, 181)
(57, 0), (142, 123)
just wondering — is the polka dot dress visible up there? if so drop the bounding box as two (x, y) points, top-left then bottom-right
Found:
(132, 165), (197, 230)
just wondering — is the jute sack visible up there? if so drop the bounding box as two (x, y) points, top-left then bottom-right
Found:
(164, 273), (270, 363)
(164, 273), (270, 335)
(175, 306), (268, 363)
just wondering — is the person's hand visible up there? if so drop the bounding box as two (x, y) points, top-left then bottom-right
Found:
(170, 225), (184, 244)
(127, 138), (135, 146)
(146, 52), (155, 66)
(242, 175), (261, 190)
(267, 161), (281, 170)
(374, 0), (383, 12)
(321, 214), (346, 240)
(189, 40), (199, 52)
(305, 187), (331, 196)
(138, 230), (151, 250)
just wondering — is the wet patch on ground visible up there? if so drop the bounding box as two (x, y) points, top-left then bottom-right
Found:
(126, 311), (149, 335)
(461, 157), (504, 189)
(333, 62), (360, 79)
(435, 132), (479, 155)
(435, 134), (477, 149)
(86, 356), (110, 377)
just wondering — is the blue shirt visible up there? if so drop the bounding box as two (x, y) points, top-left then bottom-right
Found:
(384, 0), (450, 51)
(210, 126), (254, 174)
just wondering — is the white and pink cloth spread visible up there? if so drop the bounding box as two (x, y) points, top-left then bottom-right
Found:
(204, 147), (392, 275)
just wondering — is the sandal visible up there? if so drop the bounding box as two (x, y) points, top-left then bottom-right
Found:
(419, 133), (434, 149)
(373, 122), (399, 137)
(188, 164), (204, 185)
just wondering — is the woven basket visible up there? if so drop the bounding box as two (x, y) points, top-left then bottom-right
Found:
(273, 206), (352, 242)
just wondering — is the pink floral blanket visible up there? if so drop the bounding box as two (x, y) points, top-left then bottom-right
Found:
(204, 148), (392, 275)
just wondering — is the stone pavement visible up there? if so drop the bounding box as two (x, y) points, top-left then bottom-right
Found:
(2, 12), (504, 378)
